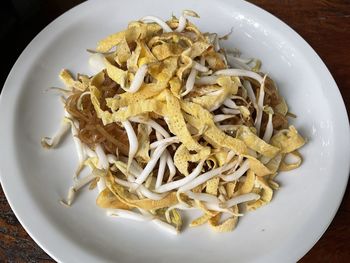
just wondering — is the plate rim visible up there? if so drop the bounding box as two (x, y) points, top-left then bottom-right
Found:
(0, 0), (349, 262)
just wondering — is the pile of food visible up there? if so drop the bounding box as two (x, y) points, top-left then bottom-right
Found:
(42, 11), (305, 234)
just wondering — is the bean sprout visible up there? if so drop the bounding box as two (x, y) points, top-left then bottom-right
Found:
(141, 16), (172, 32)
(221, 193), (260, 208)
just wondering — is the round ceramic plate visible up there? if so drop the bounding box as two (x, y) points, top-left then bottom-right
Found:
(0, 0), (349, 262)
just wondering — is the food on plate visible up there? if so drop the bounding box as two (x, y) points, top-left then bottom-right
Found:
(42, 10), (305, 234)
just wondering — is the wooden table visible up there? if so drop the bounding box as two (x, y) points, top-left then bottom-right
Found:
(0, 0), (349, 262)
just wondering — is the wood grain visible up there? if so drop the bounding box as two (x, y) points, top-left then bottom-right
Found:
(0, 0), (349, 262)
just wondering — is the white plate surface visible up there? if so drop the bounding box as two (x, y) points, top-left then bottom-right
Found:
(0, 0), (349, 262)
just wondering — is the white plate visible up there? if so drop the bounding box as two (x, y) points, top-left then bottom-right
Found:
(0, 0), (349, 262)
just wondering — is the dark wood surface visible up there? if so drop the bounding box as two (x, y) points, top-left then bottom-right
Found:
(0, 0), (349, 262)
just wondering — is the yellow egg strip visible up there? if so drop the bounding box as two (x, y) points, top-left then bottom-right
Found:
(270, 126), (306, 153)
(243, 155), (272, 177)
(112, 99), (167, 121)
(173, 144), (211, 176)
(106, 174), (178, 210)
(97, 22), (161, 52)
(203, 126), (247, 154)
(106, 83), (166, 110)
(96, 188), (131, 209)
(246, 177), (273, 211)
(213, 151), (229, 167)
(237, 126), (280, 158)
(181, 101), (247, 154)
(279, 150), (303, 171)
(135, 123), (151, 163)
(104, 57), (128, 88)
(59, 69), (87, 91)
(165, 91), (203, 151)
(114, 37), (131, 65)
(208, 207), (239, 232)
(225, 182), (237, 198)
(151, 42), (185, 60)
(90, 86), (114, 125)
(265, 153), (283, 174)
(138, 40), (157, 66)
(205, 177), (220, 195)
(237, 170), (256, 194)
(189, 213), (212, 227)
